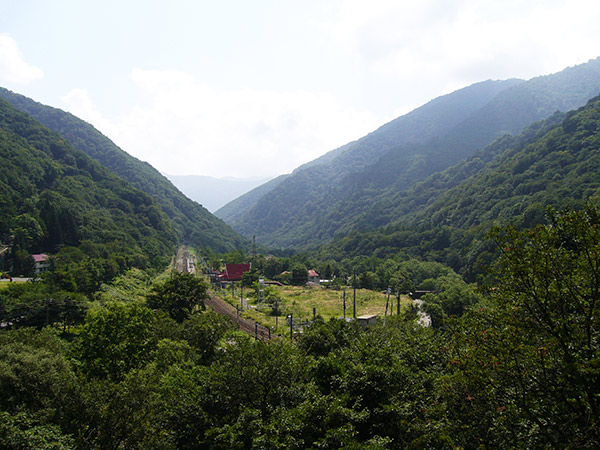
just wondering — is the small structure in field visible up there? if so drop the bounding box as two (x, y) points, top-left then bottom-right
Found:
(337, 314), (378, 328)
(409, 290), (437, 299)
(357, 314), (378, 328)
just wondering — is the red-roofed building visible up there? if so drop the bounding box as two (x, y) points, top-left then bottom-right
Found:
(308, 269), (320, 284)
(218, 263), (251, 282)
(32, 253), (50, 274)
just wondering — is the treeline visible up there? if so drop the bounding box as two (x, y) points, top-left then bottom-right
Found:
(2, 206), (599, 448)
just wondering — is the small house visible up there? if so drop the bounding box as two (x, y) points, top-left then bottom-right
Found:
(307, 269), (320, 284)
(32, 253), (50, 274)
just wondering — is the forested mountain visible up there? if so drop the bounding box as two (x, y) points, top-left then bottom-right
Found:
(216, 79), (520, 226)
(0, 97), (176, 268)
(321, 95), (600, 280)
(225, 58), (600, 249)
(3, 79), (600, 450)
(0, 87), (248, 253)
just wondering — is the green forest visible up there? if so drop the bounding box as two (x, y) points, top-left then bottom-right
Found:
(0, 98), (176, 274)
(1, 205), (599, 449)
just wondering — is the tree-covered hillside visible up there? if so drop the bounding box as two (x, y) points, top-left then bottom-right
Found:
(321, 95), (600, 281)
(227, 58), (600, 249)
(0, 87), (248, 253)
(0, 98), (177, 268)
(217, 79), (520, 230)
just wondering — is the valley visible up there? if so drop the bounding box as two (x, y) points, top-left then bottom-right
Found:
(2, 57), (600, 448)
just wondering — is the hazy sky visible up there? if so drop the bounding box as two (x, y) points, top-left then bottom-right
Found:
(1, 0), (599, 178)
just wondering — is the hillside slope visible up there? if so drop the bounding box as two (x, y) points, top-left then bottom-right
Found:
(323, 95), (600, 279)
(217, 79), (520, 229)
(214, 174), (289, 224)
(0, 97), (176, 266)
(0, 87), (248, 253)
(228, 58), (600, 249)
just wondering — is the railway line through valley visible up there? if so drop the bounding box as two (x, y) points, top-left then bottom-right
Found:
(176, 246), (274, 342)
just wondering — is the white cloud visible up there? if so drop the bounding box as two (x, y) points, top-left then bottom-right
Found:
(61, 89), (116, 134)
(62, 68), (381, 178)
(329, 0), (600, 105)
(0, 34), (44, 84)
(58, 0), (600, 180)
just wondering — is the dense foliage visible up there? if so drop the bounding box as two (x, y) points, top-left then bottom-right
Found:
(1, 206), (599, 448)
(0, 87), (248, 253)
(147, 272), (209, 322)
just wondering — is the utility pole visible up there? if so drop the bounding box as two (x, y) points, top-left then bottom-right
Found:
(384, 287), (390, 326)
(343, 289), (346, 319)
(396, 291), (401, 316)
(258, 278), (265, 303)
(353, 273), (357, 319)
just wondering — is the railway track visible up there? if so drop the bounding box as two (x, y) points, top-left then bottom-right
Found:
(176, 246), (275, 342)
(205, 295), (274, 342)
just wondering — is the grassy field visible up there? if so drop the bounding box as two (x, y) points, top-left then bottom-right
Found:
(217, 283), (412, 331)
(0, 280), (27, 290)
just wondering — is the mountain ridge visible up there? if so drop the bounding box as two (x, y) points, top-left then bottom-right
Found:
(319, 94), (600, 280)
(0, 87), (248, 253)
(224, 58), (600, 249)
(0, 97), (176, 268)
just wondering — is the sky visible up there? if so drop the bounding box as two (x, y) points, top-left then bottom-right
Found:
(1, 0), (600, 179)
